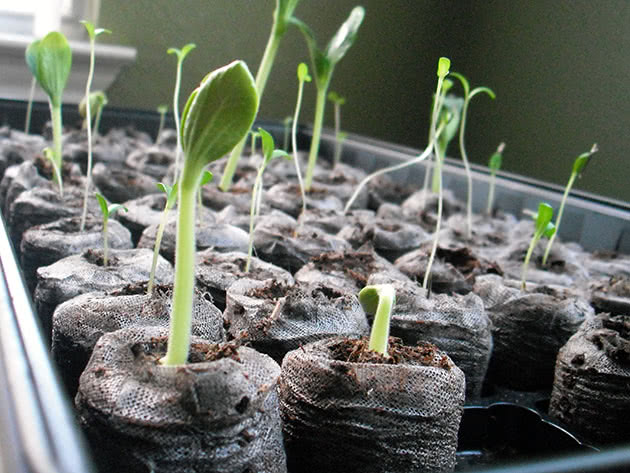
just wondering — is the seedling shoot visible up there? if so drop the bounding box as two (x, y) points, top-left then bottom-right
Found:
(486, 142), (505, 215)
(162, 60), (258, 366)
(156, 104), (169, 141)
(431, 88), (462, 194)
(282, 116), (292, 151)
(291, 62), (311, 218)
(94, 193), (127, 267)
(328, 90), (347, 167)
(542, 143), (598, 265)
(359, 284), (396, 356)
(521, 202), (556, 290)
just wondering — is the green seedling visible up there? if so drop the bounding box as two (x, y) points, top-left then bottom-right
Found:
(293, 6), (365, 190)
(79, 91), (108, 132)
(430, 90), (463, 194)
(344, 57), (451, 215)
(521, 202), (556, 290)
(486, 142), (505, 215)
(249, 129), (261, 161)
(450, 72), (495, 238)
(167, 43), (196, 184)
(94, 192), (128, 267)
(282, 116), (292, 151)
(26, 31), (72, 196)
(291, 62), (311, 218)
(542, 143), (598, 265)
(246, 128), (290, 273)
(162, 60), (258, 366)
(156, 104), (169, 141)
(328, 90), (347, 167)
(197, 169), (213, 207)
(359, 284), (396, 356)
(220, 0), (301, 191)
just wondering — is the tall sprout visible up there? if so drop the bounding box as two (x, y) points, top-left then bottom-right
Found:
(359, 284), (396, 356)
(486, 142), (505, 215)
(291, 62), (311, 218)
(521, 202), (555, 290)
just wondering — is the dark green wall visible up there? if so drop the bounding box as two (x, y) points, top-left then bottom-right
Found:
(100, 1), (630, 202)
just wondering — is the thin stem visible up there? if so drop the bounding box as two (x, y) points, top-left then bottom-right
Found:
(102, 217), (109, 267)
(147, 200), (172, 295)
(156, 112), (166, 143)
(246, 171), (264, 273)
(292, 78), (307, 218)
(172, 58), (184, 185)
(521, 233), (539, 291)
(542, 172), (576, 265)
(367, 285), (395, 356)
(162, 181), (197, 365)
(304, 85), (328, 191)
(458, 99), (473, 239)
(486, 169), (497, 215)
(333, 102), (341, 167)
(93, 104), (103, 138)
(80, 37), (97, 232)
(423, 144), (444, 291)
(50, 102), (64, 197)
(24, 77), (36, 134)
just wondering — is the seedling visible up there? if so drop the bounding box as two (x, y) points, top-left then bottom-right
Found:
(197, 169), (213, 207)
(79, 91), (108, 132)
(450, 72), (495, 238)
(249, 129), (261, 161)
(359, 284), (396, 356)
(246, 128), (290, 273)
(344, 57), (451, 214)
(291, 62), (311, 218)
(162, 60), (258, 366)
(219, 0), (301, 191)
(94, 192), (127, 267)
(156, 104), (169, 141)
(167, 43), (196, 184)
(328, 90), (347, 167)
(430, 90), (463, 194)
(25, 31), (72, 196)
(486, 142), (505, 215)
(521, 202), (556, 290)
(282, 116), (292, 151)
(147, 180), (179, 295)
(293, 6), (365, 190)
(542, 143), (598, 265)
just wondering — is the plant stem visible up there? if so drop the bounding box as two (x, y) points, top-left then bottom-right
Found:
(172, 57), (184, 185)
(521, 233), (539, 291)
(24, 77), (36, 134)
(542, 172), (576, 265)
(147, 200), (172, 295)
(304, 85), (328, 191)
(367, 285), (395, 356)
(50, 102), (64, 197)
(157, 111), (165, 143)
(162, 181), (197, 365)
(102, 216), (109, 266)
(458, 98), (473, 239)
(246, 174), (263, 273)
(333, 102), (341, 167)
(80, 36), (97, 232)
(423, 145), (444, 291)
(486, 169), (497, 215)
(292, 78), (308, 218)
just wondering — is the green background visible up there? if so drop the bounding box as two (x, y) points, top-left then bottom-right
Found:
(99, 1), (630, 202)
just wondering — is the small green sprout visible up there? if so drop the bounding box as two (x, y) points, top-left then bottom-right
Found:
(430, 90), (463, 194)
(156, 104), (169, 141)
(162, 60), (258, 366)
(249, 129), (261, 160)
(246, 128), (290, 273)
(541, 144), (598, 266)
(282, 116), (293, 151)
(449, 72), (495, 239)
(79, 91), (108, 132)
(521, 202), (556, 290)
(197, 169), (213, 207)
(26, 31), (72, 196)
(359, 284), (396, 356)
(293, 6), (365, 190)
(486, 142), (505, 215)
(94, 192), (128, 267)
(220, 0), (302, 191)
(167, 43), (196, 184)
(291, 62), (311, 218)
(328, 90), (347, 167)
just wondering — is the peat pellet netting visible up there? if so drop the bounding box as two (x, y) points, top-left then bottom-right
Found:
(279, 337), (465, 473)
(76, 326), (286, 473)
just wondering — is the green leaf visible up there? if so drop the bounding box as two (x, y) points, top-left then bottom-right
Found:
(167, 43), (196, 60)
(94, 192), (109, 217)
(437, 57), (451, 77)
(572, 143), (598, 175)
(180, 60), (259, 186)
(271, 150), (291, 160)
(277, 0), (301, 32)
(543, 222), (556, 239)
(438, 95), (464, 153)
(297, 62), (312, 83)
(199, 170), (214, 187)
(534, 202), (554, 235)
(108, 204), (128, 216)
(469, 86), (496, 101)
(258, 127), (275, 162)
(81, 21), (111, 39)
(79, 91), (107, 119)
(325, 6), (365, 65)
(358, 285), (380, 315)
(328, 90), (345, 105)
(489, 151), (503, 171)
(26, 32), (72, 108)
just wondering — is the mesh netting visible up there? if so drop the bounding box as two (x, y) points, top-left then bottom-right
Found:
(224, 279), (369, 363)
(76, 325), (286, 473)
(549, 313), (630, 444)
(474, 274), (594, 390)
(590, 275), (630, 315)
(52, 283), (224, 396)
(278, 336), (465, 473)
(367, 272), (491, 400)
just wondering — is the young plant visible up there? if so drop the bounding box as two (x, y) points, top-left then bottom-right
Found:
(358, 284), (396, 356)
(343, 57), (451, 214)
(328, 90), (347, 167)
(246, 128), (290, 273)
(79, 91), (108, 132)
(167, 43), (196, 184)
(94, 192), (128, 267)
(430, 90), (463, 194)
(25, 32), (72, 196)
(249, 129), (261, 161)
(162, 60), (258, 366)
(219, 0), (301, 191)
(450, 72), (495, 239)
(156, 104), (169, 141)
(293, 6), (365, 190)
(486, 142), (505, 216)
(542, 143), (598, 265)
(521, 202), (556, 290)
(291, 62), (311, 218)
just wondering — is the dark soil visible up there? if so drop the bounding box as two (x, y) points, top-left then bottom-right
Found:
(131, 336), (243, 364)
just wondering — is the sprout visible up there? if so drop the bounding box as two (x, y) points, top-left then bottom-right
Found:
(156, 104), (169, 141)
(246, 128), (290, 273)
(25, 31), (72, 196)
(79, 91), (108, 132)
(161, 60), (258, 366)
(450, 72), (496, 239)
(219, 0), (301, 191)
(359, 284), (396, 356)
(94, 192), (128, 267)
(328, 90), (347, 167)
(292, 62), (311, 218)
(293, 6), (365, 190)
(486, 142), (505, 216)
(167, 43), (196, 184)
(541, 144), (598, 266)
(249, 129), (261, 161)
(282, 116), (293, 151)
(521, 202), (556, 290)
(430, 90), (463, 194)
(147, 180), (179, 296)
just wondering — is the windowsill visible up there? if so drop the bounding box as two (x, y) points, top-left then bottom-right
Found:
(0, 33), (136, 104)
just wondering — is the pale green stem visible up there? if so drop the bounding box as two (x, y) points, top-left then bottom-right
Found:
(102, 216), (109, 267)
(50, 101), (64, 197)
(80, 36), (97, 232)
(147, 200), (172, 295)
(367, 285), (395, 356)
(458, 99), (473, 239)
(219, 22), (284, 191)
(304, 85), (328, 191)
(521, 232), (541, 291)
(431, 148), (443, 193)
(162, 181), (197, 365)
(246, 173), (264, 273)
(542, 172), (576, 265)
(486, 169), (497, 215)
(250, 133), (257, 160)
(93, 105), (103, 138)
(292, 78), (307, 218)
(421, 83), (446, 209)
(423, 144), (444, 291)
(172, 58), (184, 185)
(283, 118), (291, 151)
(156, 112), (166, 143)
(25, 77), (36, 134)
(332, 102), (341, 167)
